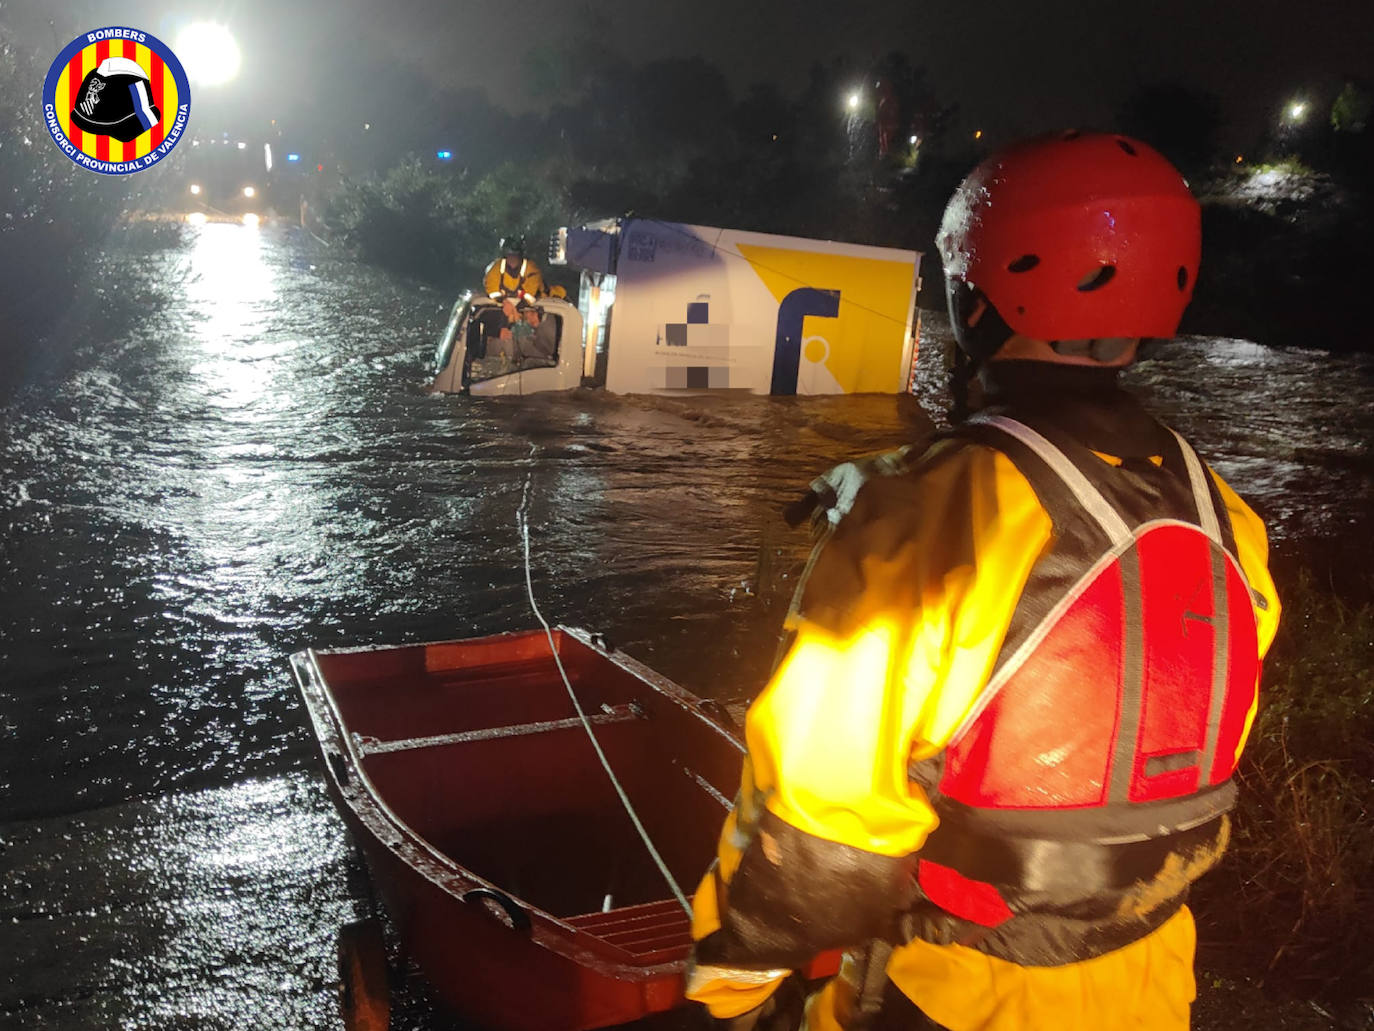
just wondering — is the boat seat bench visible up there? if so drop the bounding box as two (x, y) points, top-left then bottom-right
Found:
(351, 704), (643, 756)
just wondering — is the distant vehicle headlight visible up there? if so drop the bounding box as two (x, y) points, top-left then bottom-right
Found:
(189, 183), (202, 195)
(242, 212), (260, 227)
(243, 185), (256, 198)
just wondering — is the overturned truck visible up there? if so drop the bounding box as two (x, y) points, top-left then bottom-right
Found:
(431, 218), (922, 397)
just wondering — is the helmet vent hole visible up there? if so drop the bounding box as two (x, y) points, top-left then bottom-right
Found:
(1177, 266), (1189, 290)
(1017, 306), (1026, 315)
(1007, 254), (1040, 273)
(1062, 130), (1082, 141)
(1116, 138), (1138, 156)
(1076, 265), (1116, 292)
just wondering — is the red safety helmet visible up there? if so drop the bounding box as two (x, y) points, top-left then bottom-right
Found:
(938, 131), (1201, 358)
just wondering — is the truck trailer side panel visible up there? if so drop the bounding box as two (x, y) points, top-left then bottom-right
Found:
(599, 221), (920, 396)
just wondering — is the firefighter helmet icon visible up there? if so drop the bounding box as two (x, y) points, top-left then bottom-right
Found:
(71, 56), (161, 143)
(43, 26), (191, 175)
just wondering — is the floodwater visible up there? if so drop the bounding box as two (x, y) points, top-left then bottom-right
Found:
(1, 222), (1370, 1029)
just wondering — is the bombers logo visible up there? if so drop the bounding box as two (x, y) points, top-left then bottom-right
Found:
(43, 27), (191, 176)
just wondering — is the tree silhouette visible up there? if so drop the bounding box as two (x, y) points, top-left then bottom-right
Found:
(1117, 82), (1223, 175)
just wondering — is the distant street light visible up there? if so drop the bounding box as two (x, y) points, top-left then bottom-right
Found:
(242, 186), (256, 198)
(175, 22), (241, 86)
(847, 92), (861, 110)
(974, 129), (983, 140)
(189, 183), (201, 195)
(1286, 100), (1308, 123)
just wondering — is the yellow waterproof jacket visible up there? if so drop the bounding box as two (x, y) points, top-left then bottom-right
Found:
(687, 410), (1279, 1030)
(483, 256), (544, 302)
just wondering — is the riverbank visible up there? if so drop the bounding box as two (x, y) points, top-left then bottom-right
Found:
(1184, 164), (1373, 353)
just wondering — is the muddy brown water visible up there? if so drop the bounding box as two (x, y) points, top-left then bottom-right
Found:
(1, 222), (1370, 1029)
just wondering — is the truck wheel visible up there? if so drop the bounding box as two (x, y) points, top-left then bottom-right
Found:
(337, 918), (390, 1031)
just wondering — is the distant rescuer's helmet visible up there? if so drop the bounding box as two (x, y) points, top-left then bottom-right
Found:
(938, 130), (1201, 361)
(500, 235), (526, 259)
(70, 57), (162, 144)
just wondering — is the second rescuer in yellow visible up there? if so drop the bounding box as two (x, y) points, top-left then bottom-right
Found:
(686, 132), (1281, 1031)
(483, 234), (544, 305)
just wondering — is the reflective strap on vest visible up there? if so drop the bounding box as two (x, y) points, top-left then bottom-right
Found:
(971, 414), (1131, 545)
(498, 258), (528, 293)
(1169, 427), (1222, 544)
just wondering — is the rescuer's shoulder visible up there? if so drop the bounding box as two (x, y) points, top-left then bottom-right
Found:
(795, 436), (1038, 634)
(836, 433), (1029, 535)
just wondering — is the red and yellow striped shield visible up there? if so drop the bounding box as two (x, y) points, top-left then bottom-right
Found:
(43, 27), (191, 175)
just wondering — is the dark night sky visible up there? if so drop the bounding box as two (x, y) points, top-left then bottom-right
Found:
(13, 0), (1374, 149)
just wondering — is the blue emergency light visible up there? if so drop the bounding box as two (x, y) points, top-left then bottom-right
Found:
(286, 153), (300, 163)
(436, 150), (453, 160)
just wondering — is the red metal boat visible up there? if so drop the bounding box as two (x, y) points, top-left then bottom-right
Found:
(291, 626), (837, 1030)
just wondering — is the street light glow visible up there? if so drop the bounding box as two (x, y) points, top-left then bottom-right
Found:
(175, 22), (241, 86)
(243, 186), (256, 198)
(189, 183), (201, 195)
(847, 92), (861, 110)
(1287, 100), (1308, 122)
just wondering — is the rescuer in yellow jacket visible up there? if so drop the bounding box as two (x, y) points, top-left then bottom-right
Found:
(483, 235), (544, 304)
(685, 132), (1281, 1031)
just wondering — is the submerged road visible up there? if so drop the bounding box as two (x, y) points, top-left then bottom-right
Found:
(1, 222), (1370, 1029)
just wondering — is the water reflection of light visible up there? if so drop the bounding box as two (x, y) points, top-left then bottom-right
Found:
(112, 774), (358, 1026)
(184, 222), (279, 410)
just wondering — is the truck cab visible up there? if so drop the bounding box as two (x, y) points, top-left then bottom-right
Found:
(430, 295), (587, 396)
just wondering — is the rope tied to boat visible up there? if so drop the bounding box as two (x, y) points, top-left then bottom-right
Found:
(518, 444), (693, 917)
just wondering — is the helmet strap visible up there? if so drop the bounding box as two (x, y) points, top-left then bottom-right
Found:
(949, 346), (981, 424)
(946, 281), (1015, 362)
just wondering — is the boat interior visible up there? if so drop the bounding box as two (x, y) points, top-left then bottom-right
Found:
(310, 630), (739, 925)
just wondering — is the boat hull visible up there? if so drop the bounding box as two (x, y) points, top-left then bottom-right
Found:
(292, 627), (831, 1030)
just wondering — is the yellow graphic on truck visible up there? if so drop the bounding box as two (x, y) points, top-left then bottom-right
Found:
(736, 244), (916, 394)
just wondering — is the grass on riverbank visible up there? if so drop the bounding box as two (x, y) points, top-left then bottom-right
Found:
(1194, 570), (1374, 1011)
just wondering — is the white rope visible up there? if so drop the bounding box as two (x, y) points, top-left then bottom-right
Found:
(518, 444), (692, 917)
